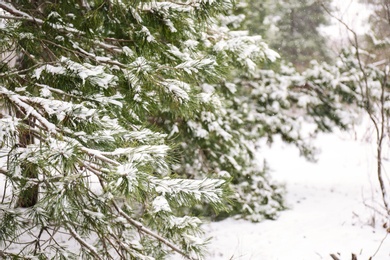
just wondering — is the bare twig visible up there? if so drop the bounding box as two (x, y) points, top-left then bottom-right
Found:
(371, 232), (388, 258)
(320, 0), (390, 216)
(363, 200), (388, 218)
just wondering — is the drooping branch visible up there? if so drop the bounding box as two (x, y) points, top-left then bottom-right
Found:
(111, 200), (197, 260)
(74, 143), (198, 259)
(64, 223), (103, 260)
(0, 2), (83, 35)
(0, 1), (43, 21)
(0, 86), (57, 133)
(0, 2), (123, 55)
(0, 14), (38, 22)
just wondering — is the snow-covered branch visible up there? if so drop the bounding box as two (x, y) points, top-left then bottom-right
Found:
(0, 2), (81, 35)
(0, 86), (57, 133)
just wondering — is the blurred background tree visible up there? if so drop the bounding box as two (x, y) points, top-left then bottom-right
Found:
(237, 0), (332, 70)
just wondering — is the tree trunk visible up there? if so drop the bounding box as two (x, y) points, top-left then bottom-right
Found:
(16, 116), (38, 208)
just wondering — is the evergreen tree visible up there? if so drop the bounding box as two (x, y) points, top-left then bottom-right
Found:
(235, 0), (269, 37)
(0, 1), (359, 259)
(254, 0), (332, 70)
(0, 0), (287, 258)
(177, 1), (355, 222)
(191, 3), (353, 221)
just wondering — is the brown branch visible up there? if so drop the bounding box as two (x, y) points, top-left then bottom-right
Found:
(330, 253), (340, 260)
(0, 167), (7, 175)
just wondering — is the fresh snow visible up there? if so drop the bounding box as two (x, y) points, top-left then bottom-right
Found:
(169, 118), (390, 260)
(153, 196), (172, 213)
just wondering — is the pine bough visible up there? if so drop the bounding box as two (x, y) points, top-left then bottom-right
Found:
(0, 0), (342, 258)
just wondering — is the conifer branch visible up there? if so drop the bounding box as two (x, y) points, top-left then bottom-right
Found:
(0, 0), (284, 257)
(0, 87), (57, 133)
(0, 2), (83, 35)
(79, 147), (120, 166)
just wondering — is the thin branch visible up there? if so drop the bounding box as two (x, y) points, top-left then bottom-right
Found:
(80, 160), (110, 175)
(0, 47), (17, 64)
(64, 223), (103, 260)
(0, 63), (43, 77)
(87, 171), (196, 259)
(0, 250), (31, 259)
(0, 86), (57, 133)
(0, 14), (37, 22)
(363, 200), (388, 218)
(319, 2), (370, 88)
(377, 66), (390, 214)
(371, 232), (388, 258)
(103, 37), (134, 43)
(0, 2), (82, 35)
(0, 167), (7, 175)
(0, 2), (42, 21)
(79, 147), (120, 166)
(96, 233), (118, 260)
(111, 201), (197, 260)
(38, 227), (62, 250)
(72, 44), (125, 67)
(0, 167), (8, 204)
(34, 83), (104, 104)
(33, 227), (45, 255)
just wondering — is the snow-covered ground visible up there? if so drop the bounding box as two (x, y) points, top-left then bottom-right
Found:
(186, 119), (390, 260)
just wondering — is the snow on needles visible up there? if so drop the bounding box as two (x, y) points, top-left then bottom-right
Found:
(34, 57), (117, 89)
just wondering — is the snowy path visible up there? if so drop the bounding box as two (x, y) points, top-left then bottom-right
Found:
(196, 128), (390, 259)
